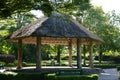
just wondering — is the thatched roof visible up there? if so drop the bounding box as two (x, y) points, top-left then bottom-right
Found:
(6, 13), (103, 45)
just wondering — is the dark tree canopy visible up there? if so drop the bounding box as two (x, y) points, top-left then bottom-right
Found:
(0, 0), (91, 18)
(0, 0), (42, 18)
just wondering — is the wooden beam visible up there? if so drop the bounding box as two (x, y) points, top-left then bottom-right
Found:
(77, 38), (82, 69)
(89, 42), (94, 68)
(17, 39), (22, 69)
(68, 39), (72, 67)
(36, 37), (41, 69)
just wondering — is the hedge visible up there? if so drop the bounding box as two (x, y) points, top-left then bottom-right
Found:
(0, 54), (15, 64)
(46, 74), (98, 80)
(94, 64), (120, 68)
(116, 66), (120, 70)
(0, 71), (98, 80)
(0, 72), (46, 80)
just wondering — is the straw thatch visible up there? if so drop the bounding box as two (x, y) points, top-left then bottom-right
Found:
(6, 12), (103, 45)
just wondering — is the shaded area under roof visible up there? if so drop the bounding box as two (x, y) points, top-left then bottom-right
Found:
(6, 13), (104, 45)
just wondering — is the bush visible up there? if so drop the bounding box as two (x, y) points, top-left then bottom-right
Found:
(0, 54), (15, 64)
(95, 55), (120, 64)
(47, 74), (98, 80)
(22, 62), (27, 67)
(112, 56), (120, 63)
(6, 63), (15, 67)
(0, 72), (46, 80)
(116, 66), (120, 70)
(57, 69), (83, 76)
(14, 61), (27, 67)
(0, 61), (5, 65)
(0, 72), (17, 80)
(94, 64), (118, 68)
(0, 71), (98, 80)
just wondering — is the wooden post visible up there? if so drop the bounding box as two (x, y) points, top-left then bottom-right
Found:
(57, 45), (61, 65)
(68, 39), (72, 67)
(77, 38), (82, 69)
(83, 45), (86, 66)
(17, 39), (22, 69)
(36, 37), (41, 69)
(89, 42), (94, 68)
(98, 45), (102, 64)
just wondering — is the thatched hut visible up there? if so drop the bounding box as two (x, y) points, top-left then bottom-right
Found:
(6, 12), (103, 69)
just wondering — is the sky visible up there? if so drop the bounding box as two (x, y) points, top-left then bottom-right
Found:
(31, 0), (120, 18)
(91, 0), (120, 14)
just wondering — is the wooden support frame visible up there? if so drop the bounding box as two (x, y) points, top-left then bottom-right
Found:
(36, 37), (41, 69)
(77, 38), (82, 69)
(17, 39), (22, 69)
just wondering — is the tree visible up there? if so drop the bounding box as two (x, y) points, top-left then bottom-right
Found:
(108, 10), (120, 27)
(0, 0), (42, 18)
(0, 0), (91, 18)
(0, 12), (36, 60)
(82, 6), (120, 63)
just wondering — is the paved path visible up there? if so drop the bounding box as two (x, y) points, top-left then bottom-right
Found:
(98, 68), (119, 80)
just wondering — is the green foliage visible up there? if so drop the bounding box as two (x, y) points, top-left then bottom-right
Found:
(0, 61), (5, 65)
(109, 10), (120, 27)
(14, 61), (28, 67)
(0, 30), (9, 36)
(94, 64), (120, 69)
(82, 6), (120, 56)
(0, 72), (45, 80)
(0, 0), (42, 18)
(57, 69), (83, 76)
(0, 0), (91, 18)
(47, 74), (98, 80)
(0, 30), (13, 54)
(0, 54), (15, 64)
(116, 66), (120, 71)
(22, 62), (27, 67)
(6, 63), (15, 67)
(0, 69), (98, 80)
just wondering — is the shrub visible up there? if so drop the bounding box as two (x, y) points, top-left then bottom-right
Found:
(0, 61), (5, 65)
(0, 72), (46, 80)
(6, 63), (15, 67)
(47, 74), (98, 80)
(0, 71), (98, 80)
(22, 62), (27, 67)
(94, 64), (117, 68)
(0, 54), (15, 64)
(116, 66), (120, 70)
(112, 56), (120, 63)
(95, 55), (120, 64)
(14, 61), (27, 67)
(57, 69), (83, 76)
(0, 71), (17, 80)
